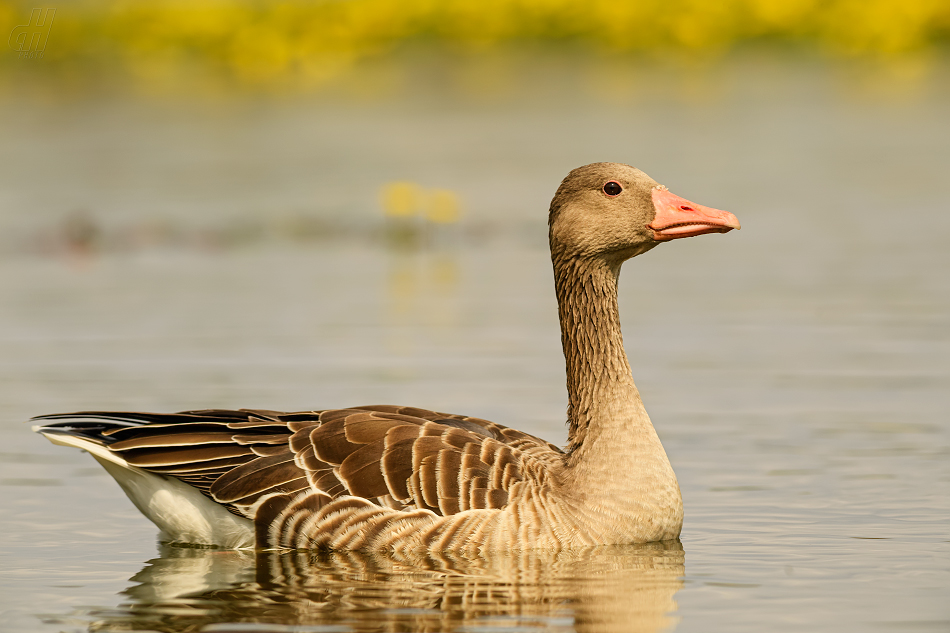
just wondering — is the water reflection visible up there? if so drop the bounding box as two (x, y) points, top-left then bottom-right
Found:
(87, 542), (684, 633)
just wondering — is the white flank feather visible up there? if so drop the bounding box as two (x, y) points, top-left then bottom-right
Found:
(35, 428), (254, 548)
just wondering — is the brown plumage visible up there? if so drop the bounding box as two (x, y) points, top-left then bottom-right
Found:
(33, 163), (740, 551)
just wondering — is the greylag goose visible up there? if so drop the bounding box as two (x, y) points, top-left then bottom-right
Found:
(34, 163), (739, 551)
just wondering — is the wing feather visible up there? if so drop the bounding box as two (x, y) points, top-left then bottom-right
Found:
(380, 438), (415, 501)
(122, 444), (254, 467)
(309, 419), (359, 464)
(209, 454), (299, 502)
(337, 441), (388, 498)
(35, 404), (566, 540)
(436, 449), (462, 515)
(341, 413), (409, 444)
(419, 455), (439, 509)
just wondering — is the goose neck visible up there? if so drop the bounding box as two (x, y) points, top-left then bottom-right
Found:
(553, 255), (640, 455)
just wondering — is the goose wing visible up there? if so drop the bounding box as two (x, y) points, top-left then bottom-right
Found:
(33, 405), (565, 523)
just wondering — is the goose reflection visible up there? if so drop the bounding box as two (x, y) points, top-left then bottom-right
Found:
(92, 542), (684, 633)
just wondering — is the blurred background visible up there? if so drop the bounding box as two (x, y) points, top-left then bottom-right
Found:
(1, 2), (949, 633)
(1, 0), (949, 256)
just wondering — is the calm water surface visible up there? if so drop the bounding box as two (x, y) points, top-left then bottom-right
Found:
(0, 55), (948, 632)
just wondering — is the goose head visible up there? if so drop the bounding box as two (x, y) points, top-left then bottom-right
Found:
(548, 162), (740, 265)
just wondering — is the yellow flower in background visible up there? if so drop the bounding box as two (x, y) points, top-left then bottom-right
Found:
(425, 190), (461, 225)
(1, 0), (948, 91)
(381, 182), (424, 219)
(381, 182), (462, 224)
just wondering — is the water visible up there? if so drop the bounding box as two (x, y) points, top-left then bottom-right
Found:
(1, 53), (948, 632)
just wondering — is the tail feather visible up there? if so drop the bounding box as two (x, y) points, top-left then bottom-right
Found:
(32, 418), (141, 446)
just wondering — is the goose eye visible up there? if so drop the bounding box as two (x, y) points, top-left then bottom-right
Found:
(603, 181), (622, 197)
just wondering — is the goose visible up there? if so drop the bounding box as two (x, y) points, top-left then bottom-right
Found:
(34, 163), (740, 551)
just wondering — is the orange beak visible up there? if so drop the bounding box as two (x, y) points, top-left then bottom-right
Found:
(649, 187), (741, 242)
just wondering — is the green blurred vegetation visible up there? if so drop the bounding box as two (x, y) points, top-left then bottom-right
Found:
(2, 0), (949, 90)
